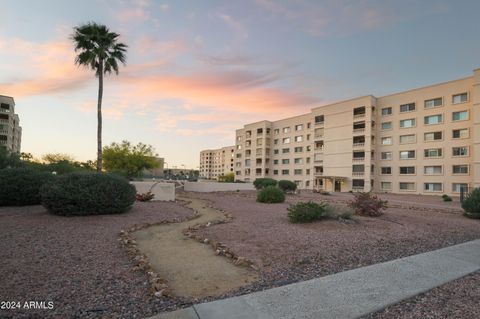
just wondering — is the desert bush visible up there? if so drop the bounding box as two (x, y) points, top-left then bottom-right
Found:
(253, 178), (277, 190)
(0, 168), (55, 206)
(278, 180), (297, 193)
(348, 192), (387, 217)
(442, 194), (452, 202)
(288, 201), (329, 223)
(462, 188), (480, 219)
(257, 186), (285, 203)
(41, 172), (136, 216)
(136, 192), (154, 202)
(335, 206), (355, 220)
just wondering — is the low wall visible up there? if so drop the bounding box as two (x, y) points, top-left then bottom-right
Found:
(184, 181), (255, 192)
(131, 182), (175, 201)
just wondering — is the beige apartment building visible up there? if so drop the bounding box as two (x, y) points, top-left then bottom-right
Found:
(0, 95), (22, 153)
(231, 68), (480, 195)
(199, 146), (235, 180)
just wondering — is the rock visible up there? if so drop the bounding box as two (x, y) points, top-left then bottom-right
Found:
(206, 222), (212, 227)
(204, 238), (209, 244)
(215, 249), (221, 255)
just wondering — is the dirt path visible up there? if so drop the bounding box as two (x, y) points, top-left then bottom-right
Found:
(133, 197), (258, 299)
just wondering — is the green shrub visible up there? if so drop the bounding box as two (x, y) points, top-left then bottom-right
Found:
(0, 168), (55, 206)
(348, 192), (387, 217)
(257, 186), (285, 203)
(287, 201), (329, 223)
(253, 178), (277, 190)
(278, 180), (297, 193)
(41, 172), (136, 216)
(462, 188), (480, 219)
(442, 194), (452, 202)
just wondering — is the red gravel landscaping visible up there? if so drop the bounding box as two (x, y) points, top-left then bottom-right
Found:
(0, 191), (478, 318)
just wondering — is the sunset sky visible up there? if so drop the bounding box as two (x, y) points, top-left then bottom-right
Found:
(1, 0), (479, 168)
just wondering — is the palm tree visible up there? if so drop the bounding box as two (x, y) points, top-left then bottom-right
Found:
(72, 22), (127, 172)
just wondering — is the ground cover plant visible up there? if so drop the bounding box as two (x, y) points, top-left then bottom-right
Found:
(442, 194), (453, 202)
(253, 178), (277, 190)
(278, 180), (297, 193)
(287, 201), (330, 223)
(257, 186), (285, 203)
(41, 172), (136, 215)
(348, 192), (387, 217)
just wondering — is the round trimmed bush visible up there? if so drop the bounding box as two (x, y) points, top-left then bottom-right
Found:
(257, 186), (285, 203)
(287, 201), (328, 223)
(462, 188), (480, 219)
(253, 178), (277, 190)
(278, 180), (297, 193)
(41, 172), (136, 216)
(0, 168), (55, 206)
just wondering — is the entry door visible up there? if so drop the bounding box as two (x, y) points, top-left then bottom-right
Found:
(334, 180), (341, 192)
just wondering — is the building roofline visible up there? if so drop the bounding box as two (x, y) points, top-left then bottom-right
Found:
(311, 95), (374, 111)
(0, 95), (15, 104)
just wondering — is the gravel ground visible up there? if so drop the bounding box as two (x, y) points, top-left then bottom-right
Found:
(1, 191), (478, 318)
(363, 271), (480, 319)
(0, 201), (193, 319)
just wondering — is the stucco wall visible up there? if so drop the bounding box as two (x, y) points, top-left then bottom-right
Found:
(184, 181), (255, 192)
(131, 182), (175, 201)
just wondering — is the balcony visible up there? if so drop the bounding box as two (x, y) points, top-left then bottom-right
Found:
(352, 186), (364, 190)
(352, 172), (364, 176)
(352, 157), (365, 162)
(314, 171), (324, 176)
(0, 140), (7, 145)
(315, 121), (324, 126)
(353, 113), (365, 119)
(352, 142), (365, 148)
(0, 108), (9, 113)
(353, 128), (365, 134)
(314, 134), (324, 140)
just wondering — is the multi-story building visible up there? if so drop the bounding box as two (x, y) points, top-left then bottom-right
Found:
(199, 146), (235, 180)
(0, 95), (22, 153)
(232, 68), (480, 195)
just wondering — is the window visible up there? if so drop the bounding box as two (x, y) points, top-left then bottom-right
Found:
(424, 166), (442, 175)
(294, 169), (302, 175)
(424, 97), (442, 109)
(399, 182), (415, 191)
(282, 159), (290, 164)
(306, 134), (310, 141)
(424, 131), (442, 142)
(294, 146), (303, 153)
(424, 114), (443, 125)
(315, 115), (324, 124)
(399, 150), (415, 159)
(307, 123), (311, 129)
(381, 152), (392, 160)
(452, 111), (468, 121)
(381, 182), (391, 190)
(399, 134), (416, 144)
(294, 135), (303, 142)
(424, 183), (442, 192)
(424, 148), (442, 158)
(381, 137), (392, 145)
(381, 122), (392, 130)
(453, 165), (469, 174)
(283, 137), (291, 144)
(294, 158), (303, 164)
(273, 149), (279, 154)
(273, 159), (279, 165)
(274, 129), (279, 135)
(273, 170), (279, 175)
(452, 146), (468, 157)
(352, 179), (365, 188)
(274, 139), (279, 145)
(257, 128), (263, 134)
(400, 103), (415, 113)
(295, 124), (303, 131)
(452, 93), (468, 104)
(452, 183), (468, 193)
(381, 167), (392, 175)
(282, 148), (290, 154)
(400, 118), (416, 128)
(399, 166), (415, 174)
(306, 157), (311, 164)
(381, 107), (392, 116)
(452, 128), (469, 139)
(306, 169), (310, 174)
(306, 146), (311, 152)
(281, 169), (289, 175)
(283, 127), (290, 133)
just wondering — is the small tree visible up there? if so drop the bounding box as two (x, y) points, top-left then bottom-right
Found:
(0, 147), (22, 169)
(103, 141), (160, 179)
(278, 180), (297, 193)
(253, 178), (277, 190)
(218, 172), (235, 182)
(462, 188), (480, 219)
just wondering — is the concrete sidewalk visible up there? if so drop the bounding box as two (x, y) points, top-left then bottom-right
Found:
(149, 239), (480, 319)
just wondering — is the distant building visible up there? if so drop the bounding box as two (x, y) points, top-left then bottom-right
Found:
(199, 146), (235, 180)
(207, 68), (480, 195)
(0, 95), (22, 153)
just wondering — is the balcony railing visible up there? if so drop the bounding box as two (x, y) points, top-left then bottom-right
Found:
(353, 113), (366, 119)
(315, 121), (324, 126)
(0, 108), (9, 113)
(353, 142), (365, 148)
(352, 157), (365, 162)
(352, 186), (364, 190)
(352, 172), (365, 176)
(0, 140), (7, 145)
(353, 128), (365, 134)
(314, 171), (323, 176)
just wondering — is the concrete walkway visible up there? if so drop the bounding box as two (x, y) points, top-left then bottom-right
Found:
(148, 239), (480, 319)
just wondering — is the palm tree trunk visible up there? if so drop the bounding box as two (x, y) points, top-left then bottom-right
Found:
(96, 59), (104, 172)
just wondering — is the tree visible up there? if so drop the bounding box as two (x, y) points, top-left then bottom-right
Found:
(103, 141), (160, 179)
(42, 153), (75, 164)
(72, 22), (127, 172)
(0, 147), (22, 169)
(218, 172), (235, 182)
